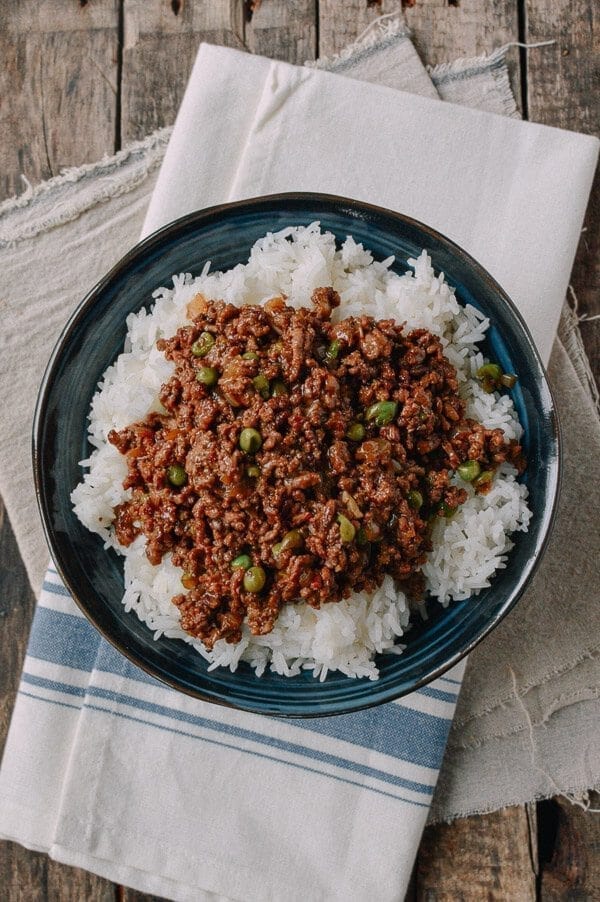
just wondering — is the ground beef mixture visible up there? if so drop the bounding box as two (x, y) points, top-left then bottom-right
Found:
(108, 289), (525, 649)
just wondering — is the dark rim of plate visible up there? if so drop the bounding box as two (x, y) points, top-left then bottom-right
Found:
(32, 192), (562, 716)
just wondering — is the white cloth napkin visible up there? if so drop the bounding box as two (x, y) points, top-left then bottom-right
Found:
(0, 40), (598, 902)
(144, 45), (598, 365)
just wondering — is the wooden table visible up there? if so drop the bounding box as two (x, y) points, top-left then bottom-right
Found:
(1, 2), (598, 899)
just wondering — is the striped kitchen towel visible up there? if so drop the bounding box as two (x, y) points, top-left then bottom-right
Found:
(1, 565), (464, 901)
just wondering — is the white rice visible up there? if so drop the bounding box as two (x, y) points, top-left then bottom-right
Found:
(71, 223), (531, 680)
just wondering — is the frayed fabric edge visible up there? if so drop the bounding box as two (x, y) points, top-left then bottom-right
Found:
(428, 781), (600, 826)
(431, 668), (600, 823)
(307, 12), (411, 72)
(0, 128), (171, 247)
(562, 291), (600, 415)
(430, 46), (519, 119)
(429, 40), (555, 81)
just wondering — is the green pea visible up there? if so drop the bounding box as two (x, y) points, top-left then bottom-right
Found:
(500, 373), (518, 389)
(167, 464), (187, 487)
(196, 366), (218, 386)
(325, 339), (341, 362)
(407, 490), (423, 511)
(247, 464), (260, 478)
(457, 460), (481, 482)
(191, 332), (215, 357)
(239, 428), (262, 453)
(279, 529), (304, 553)
(243, 566), (266, 593)
(242, 351), (259, 361)
(356, 527), (368, 546)
(440, 501), (457, 518)
(366, 400), (398, 426)
(231, 554), (252, 571)
(346, 422), (366, 441)
(271, 380), (288, 397)
(181, 572), (196, 589)
(252, 374), (270, 398)
(337, 513), (356, 543)
(272, 542), (283, 557)
(474, 470), (494, 490)
(477, 363), (502, 382)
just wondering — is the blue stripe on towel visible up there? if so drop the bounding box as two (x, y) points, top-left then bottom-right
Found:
(418, 685), (458, 703)
(19, 688), (431, 809)
(42, 580), (74, 597)
(30, 594), (455, 772)
(21, 672), (437, 795)
(297, 704), (450, 770)
(22, 672), (86, 698)
(28, 608), (102, 671)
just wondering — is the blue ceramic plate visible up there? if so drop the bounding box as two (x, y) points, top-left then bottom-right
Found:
(33, 193), (560, 717)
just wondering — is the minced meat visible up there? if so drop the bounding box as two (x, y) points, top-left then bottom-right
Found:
(108, 289), (524, 649)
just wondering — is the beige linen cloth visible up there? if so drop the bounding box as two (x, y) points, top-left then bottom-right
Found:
(0, 20), (598, 821)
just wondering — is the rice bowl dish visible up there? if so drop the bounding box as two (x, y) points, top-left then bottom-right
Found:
(71, 224), (531, 681)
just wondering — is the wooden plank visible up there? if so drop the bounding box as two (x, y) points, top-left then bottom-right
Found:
(0, 0), (119, 201)
(121, 0), (246, 143)
(416, 805), (537, 900)
(46, 858), (116, 901)
(120, 889), (167, 901)
(318, 0), (522, 110)
(525, 0), (600, 382)
(1, 840), (47, 902)
(318, 0), (404, 58)
(245, 0), (317, 64)
(403, 0), (519, 66)
(404, 0), (521, 109)
(540, 793), (600, 899)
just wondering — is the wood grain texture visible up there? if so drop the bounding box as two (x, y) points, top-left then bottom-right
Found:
(525, 0), (600, 388)
(46, 858), (116, 901)
(245, 0), (317, 63)
(0, 841), (116, 902)
(403, 0), (519, 65)
(404, 0), (521, 110)
(1, 840), (48, 902)
(120, 889), (166, 902)
(540, 793), (600, 902)
(540, 794), (600, 900)
(121, 0), (246, 142)
(318, 1), (522, 107)
(318, 0), (403, 58)
(0, 0), (119, 199)
(416, 805), (537, 900)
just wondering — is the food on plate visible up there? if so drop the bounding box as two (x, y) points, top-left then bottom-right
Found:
(72, 225), (531, 680)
